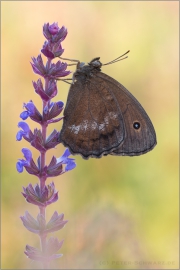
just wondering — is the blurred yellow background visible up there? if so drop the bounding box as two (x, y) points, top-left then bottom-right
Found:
(1, 1), (179, 269)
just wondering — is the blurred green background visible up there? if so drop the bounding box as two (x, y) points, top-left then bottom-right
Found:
(1, 1), (179, 269)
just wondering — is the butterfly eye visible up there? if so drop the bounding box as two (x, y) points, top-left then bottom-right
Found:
(79, 62), (85, 68)
(93, 61), (101, 67)
(133, 122), (141, 130)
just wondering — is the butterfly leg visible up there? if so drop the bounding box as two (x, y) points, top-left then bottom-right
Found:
(57, 78), (73, 85)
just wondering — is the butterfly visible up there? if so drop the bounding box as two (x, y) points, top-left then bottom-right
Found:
(59, 51), (157, 159)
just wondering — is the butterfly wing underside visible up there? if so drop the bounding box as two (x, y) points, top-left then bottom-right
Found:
(97, 72), (157, 156)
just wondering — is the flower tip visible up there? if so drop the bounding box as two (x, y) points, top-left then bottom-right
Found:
(65, 161), (76, 172)
(22, 148), (32, 161)
(20, 111), (29, 120)
(48, 22), (59, 35)
(16, 131), (23, 141)
(16, 161), (23, 173)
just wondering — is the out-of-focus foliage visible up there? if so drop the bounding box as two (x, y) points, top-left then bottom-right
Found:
(1, 1), (178, 269)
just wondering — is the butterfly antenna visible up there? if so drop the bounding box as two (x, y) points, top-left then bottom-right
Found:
(103, 50), (130, 66)
(59, 56), (80, 66)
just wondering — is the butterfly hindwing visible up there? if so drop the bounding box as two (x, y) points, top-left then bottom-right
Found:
(97, 72), (157, 156)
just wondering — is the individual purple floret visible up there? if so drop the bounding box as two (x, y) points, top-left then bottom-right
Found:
(21, 211), (68, 234)
(33, 79), (58, 101)
(22, 182), (58, 207)
(46, 149), (76, 177)
(16, 148), (39, 175)
(42, 41), (64, 59)
(43, 23), (67, 41)
(16, 122), (32, 141)
(20, 101), (42, 123)
(31, 55), (71, 78)
(45, 130), (60, 149)
(24, 237), (64, 262)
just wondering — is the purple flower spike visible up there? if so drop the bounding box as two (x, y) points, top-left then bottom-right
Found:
(22, 182), (58, 206)
(18, 22), (76, 267)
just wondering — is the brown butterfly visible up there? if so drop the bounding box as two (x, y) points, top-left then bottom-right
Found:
(59, 51), (157, 159)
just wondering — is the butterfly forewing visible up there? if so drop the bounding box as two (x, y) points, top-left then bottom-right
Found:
(60, 77), (125, 159)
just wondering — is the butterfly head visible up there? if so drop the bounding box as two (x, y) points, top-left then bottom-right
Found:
(76, 58), (102, 72)
(75, 57), (102, 79)
(88, 57), (102, 69)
